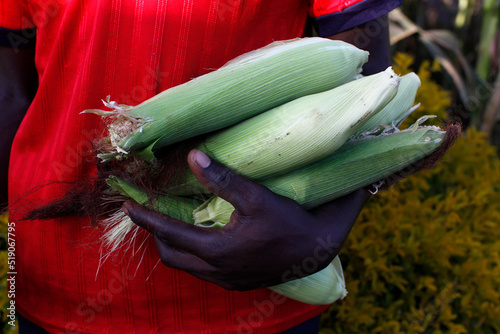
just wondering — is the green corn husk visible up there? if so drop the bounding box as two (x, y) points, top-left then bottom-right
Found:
(87, 38), (369, 161)
(106, 176), (201, 224)
(168, 67), (401, 195)
(357, 72), (421, 133)
(101, 176), (202, 251)
(268, 256), (347, 305)
(192, 119), (445, 228)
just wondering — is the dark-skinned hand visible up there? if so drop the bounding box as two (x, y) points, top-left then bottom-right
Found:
(122, 149), (370, 291)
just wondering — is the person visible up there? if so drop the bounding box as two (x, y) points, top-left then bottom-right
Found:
(0, 1), (401, 332)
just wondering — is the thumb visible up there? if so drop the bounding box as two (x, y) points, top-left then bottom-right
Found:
(187, 149), (267, 215)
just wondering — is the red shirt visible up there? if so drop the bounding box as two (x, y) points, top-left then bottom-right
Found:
(2, 0), (399, 332)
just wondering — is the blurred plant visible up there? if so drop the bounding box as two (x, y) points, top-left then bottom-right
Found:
(320, 52), (500, 334)
(389, 1), (500, 142)
(321, 127), (500, 333)
(476, 0), (500, 79)
(392, 52), (450, 126)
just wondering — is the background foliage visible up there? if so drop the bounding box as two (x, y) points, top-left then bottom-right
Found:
(390, 0), (499, 143)
(320, 54), (500, 333)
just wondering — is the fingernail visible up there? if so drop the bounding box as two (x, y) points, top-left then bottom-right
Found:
(122, 202), (131, 216)
(194, 150), (211, 168)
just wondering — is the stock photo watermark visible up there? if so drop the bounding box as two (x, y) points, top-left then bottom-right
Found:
(6, 221), (17, 328)
(7, 1), (60, 51)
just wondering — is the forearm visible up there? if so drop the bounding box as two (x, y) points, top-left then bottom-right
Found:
(328, 14), (391, 75)
(314, 15), (392, 233)
(0, 46), (38, 207)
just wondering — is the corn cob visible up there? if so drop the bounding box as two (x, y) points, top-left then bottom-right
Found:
(357, 72), (421, 133)
(102, 176), (201, 251)
(192, 121), (445, 228)
(268, 256), (346, 305)
(86, 38), (369, 161)
(168, 67), (401, 195)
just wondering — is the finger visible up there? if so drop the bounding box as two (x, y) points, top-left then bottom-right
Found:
(185, 271), (237, 291)
(187, 149), (270, 215)
(152, 237), (237, 290)
(152, 236), (216, 273)
(122, 201), (219, 257)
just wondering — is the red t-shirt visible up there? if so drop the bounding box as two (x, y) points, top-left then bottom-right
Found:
(2, 0), (399, 333)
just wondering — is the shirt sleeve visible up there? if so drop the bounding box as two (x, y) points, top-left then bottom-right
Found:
(0, 0), (36, 48)
(309, 0), (402, 37)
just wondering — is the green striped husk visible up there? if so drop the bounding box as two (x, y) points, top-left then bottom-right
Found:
(101, 176), (202, 252)
(268, 256), (347, 305)
(357, 72), (421, 133)
(106, 176), (200, 224)
(87, 38), (369, 161)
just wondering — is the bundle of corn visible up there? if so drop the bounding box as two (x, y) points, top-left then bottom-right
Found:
(81, 37), (453, 305)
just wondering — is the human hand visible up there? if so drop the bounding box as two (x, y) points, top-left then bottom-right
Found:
(122, 149), (370, 291)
